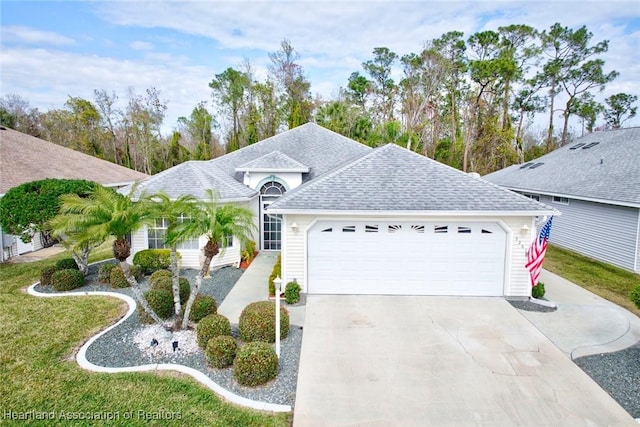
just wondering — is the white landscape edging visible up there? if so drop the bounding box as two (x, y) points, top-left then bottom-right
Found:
(27, 283), (291, 413)
(529, 296), (557, 309)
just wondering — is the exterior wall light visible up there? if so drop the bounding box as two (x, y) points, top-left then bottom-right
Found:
(521, 224), (529, 235)
(291, 222), (299, 233)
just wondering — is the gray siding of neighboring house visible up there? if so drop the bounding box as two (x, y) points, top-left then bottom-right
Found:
(536, 194), (640, 272)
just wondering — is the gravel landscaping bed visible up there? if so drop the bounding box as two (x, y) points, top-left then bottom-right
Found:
(34, 261), (301, 407)
(574, 342), (640, 419)
(508, 299), (557, 312)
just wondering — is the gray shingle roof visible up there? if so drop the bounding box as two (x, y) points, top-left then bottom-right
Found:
(125, 161), (257, 201)
(210, 123), (371, 183)
(484, 127), (640, 207)
(268, 144), (552, 213)
(0, 127), (147, 195)
(235, 151), (310, 173)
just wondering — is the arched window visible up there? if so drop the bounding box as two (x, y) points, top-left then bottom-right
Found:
(260, 181), (286, 250)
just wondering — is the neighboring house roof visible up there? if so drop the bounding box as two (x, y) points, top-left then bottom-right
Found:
(0, 126), (147, 195)
(126, 161), (257, 201)
(268, 144), (553, 214)
(210, 123), (371, 183)
(235, 151), (310, 173)
(484, 127), (640, 207)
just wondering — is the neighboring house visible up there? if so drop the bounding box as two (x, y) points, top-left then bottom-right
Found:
(0, 126), (147, 261)
(484, 127), (640, 274)
(126, 123), (554, 298)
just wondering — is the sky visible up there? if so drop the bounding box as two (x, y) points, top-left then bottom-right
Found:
(1, 0), (639, 135)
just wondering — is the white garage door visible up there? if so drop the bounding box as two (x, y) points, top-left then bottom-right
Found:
(308, 221), (506, 296)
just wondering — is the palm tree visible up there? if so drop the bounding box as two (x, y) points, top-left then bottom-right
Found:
(148, 192), (200, 330)
(54, 185), (164, 325)
(175, 189), (256, 329)
(48, 212), (101, 276)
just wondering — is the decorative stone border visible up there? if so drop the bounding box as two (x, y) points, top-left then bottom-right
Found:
(27, 283), (292, 413)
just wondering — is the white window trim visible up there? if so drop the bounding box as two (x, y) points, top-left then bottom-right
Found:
(552, 196), (570, 205)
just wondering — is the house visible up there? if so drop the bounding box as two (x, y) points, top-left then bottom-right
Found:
(126, 123), (554, 297)
(0, 126), (147, 260)
(484, 127), (640, 273)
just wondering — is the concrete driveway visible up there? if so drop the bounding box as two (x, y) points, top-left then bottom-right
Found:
(293, 295), (636, 426)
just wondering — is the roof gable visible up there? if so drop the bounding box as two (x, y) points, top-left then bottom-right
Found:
(484, 127), (640, 206)
(235, 151), (310, 173)
(269, 144), (551, 213)
(0, 127), (147, 195)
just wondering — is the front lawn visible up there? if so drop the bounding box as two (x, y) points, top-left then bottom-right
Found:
(544, 244), (640, 317)
(0, 250), (290, 426)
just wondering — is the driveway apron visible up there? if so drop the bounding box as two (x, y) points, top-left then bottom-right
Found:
(293, 295), (636, 426)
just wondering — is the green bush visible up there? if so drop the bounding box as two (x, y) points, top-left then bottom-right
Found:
(197, 314), (232, 348)
(233, 342), (278, 386)
(189, 295), (218, 323)
(51, 268), (84, 291)
(132, 249), (173, 275)
(55, 258), (79, 270)
(151, 277), (190, 304)
(109, 264), (143, 288)
(268, 255), (282, 296)
(137, 304), (154, 324)
(631, 284), (640, 309)
(149, 269), (172, 287)
(241, 240), (257, 263)
(532, 282), (546, 299)
(206, 335), (237, 369)
(40, 266), (58, 287)
(144, 288), (174, 319)
(98, 262), (118, 284)
(284, 281), (301, 304)
(239, 301), (289, 343)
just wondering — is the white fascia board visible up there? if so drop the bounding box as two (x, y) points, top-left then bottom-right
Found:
(235, 167), (309, 173)
(504, 186), (640, 209)
(267, 209), (557, 217)
(103, 181), (138, 188)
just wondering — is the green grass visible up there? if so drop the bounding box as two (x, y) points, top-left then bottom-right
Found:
(544, 244), (640, 318)
(0, 247), (291, 426)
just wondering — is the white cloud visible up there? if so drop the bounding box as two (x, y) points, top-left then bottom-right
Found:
(1, 25), (75, 46)
(129, 40), (154, 51)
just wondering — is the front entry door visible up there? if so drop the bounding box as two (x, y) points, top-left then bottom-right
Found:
(260, 181), (286, 250)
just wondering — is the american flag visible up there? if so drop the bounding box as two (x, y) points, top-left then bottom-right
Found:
(525, 216), (553, 288)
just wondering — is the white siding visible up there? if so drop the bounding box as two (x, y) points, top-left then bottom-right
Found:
(542, 195), (640, 272)
(282, 214), (534, 297)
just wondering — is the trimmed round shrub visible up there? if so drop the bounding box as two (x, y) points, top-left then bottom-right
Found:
(109, 264), (142, 288)
(137, 304), (154, 324)
(151, 277), (190, 304)
(98, 262), (118, 283)
(631, 284), (640, 309)
(144, 288), (174, 319)
(149, 269), (172, 287)
(51, 268), (84, 291)
(206, 335), (237, 369)
(132, 249), (173, 274)
(40, 266), (58, 287)
(239, 301), (289, 343)
(284, 281), (301, 304)
(55, 257), (79, 270)
(233, 342), (278, 386)
(532, 282), (546, 299)
(189, 295), (218, 323)
(197, 314), (232, 348)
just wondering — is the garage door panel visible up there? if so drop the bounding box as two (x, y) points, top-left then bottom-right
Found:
(308, 221), (505, 296)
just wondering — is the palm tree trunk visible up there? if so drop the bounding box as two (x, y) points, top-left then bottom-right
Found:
(120, 261), (165, 326)
(70, 246), (90, 275)
(170, 245), (183, 331)
(181, 253), (213, 330)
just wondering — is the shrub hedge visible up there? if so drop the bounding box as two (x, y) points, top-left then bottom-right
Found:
(233, 342), (278, 386)
(268, 255), (282, 296)
(189, 294), (218, 323)
(148, 269), (172, 287)
(532, 282), (546, 299)
(55, 258), (79, 271)
(631, 284), (640, 309)
(51, 268), (84, 291)
(206, 335), (237, 369)
(97, 262), (118, 283)
(284, 281), (301, 304)
(197, 314), (232, 348)
(109, 264), (142, 288)
(144, 288), (174, 319)
(40, 266), (58, 287)
(239, 301), (289, 343)
(132, 249), (173, 274)
(151, 277), (190, 304)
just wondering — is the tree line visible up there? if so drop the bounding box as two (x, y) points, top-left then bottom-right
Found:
(1, 23), (637, 176)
